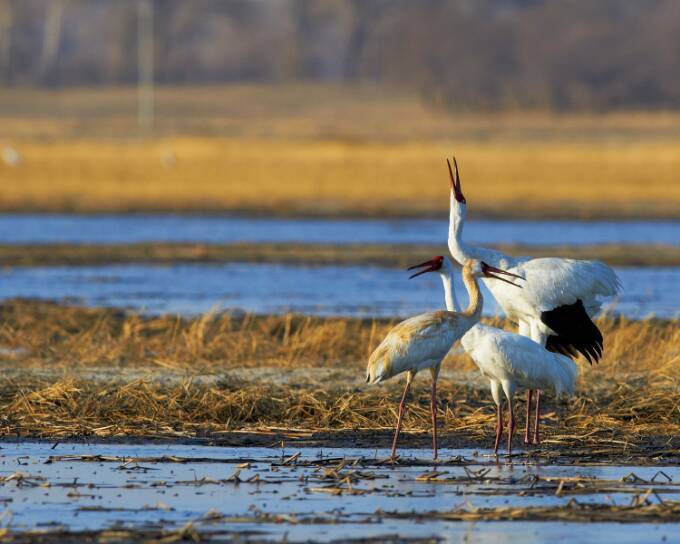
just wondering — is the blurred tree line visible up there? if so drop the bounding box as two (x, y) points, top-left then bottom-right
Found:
(0, 0), (679, 110)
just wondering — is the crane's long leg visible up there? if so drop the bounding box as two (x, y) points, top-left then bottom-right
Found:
(518, 320), (535, 447)
(526, 320), (547, 447)
(523, 389), (533, 445)
(507, 397), (516, 455)
(430, 380), (438, 460)
(390, 371), (414, 460)
(429, 365), (441, 460)
(493, 401), (504, 453)
(490, 380), (503, 454)
(533, 390), (542, 445)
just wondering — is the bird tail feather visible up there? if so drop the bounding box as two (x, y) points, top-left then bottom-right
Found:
(550, 353), (578, 396)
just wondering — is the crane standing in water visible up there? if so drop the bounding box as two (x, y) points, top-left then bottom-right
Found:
(366, 258), (524, 460)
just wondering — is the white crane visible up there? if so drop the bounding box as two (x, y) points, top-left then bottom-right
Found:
(410, 256), (578, 454)
(366, 258), (523, 460)
(446, 158), (619, 443)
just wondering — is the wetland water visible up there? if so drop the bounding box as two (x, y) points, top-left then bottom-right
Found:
(2, 214), (679, 246)
(0, 263), (677, 318)
(0, 442), (677, 542)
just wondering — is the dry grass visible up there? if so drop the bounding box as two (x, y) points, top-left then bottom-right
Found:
(0, 300), (677, 459)
(1, 84), (679, 219)
(1, 138), (678, 219)
(1, 242), (679, 268)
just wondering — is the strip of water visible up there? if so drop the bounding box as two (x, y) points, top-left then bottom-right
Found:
(0, 442), (676, 542)
(1, 214), (678, 246)
(0, 263), (676, 318)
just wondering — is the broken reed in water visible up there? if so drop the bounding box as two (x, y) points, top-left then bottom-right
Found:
(0, 300), (677, 459)
(0, 502), (676, 542)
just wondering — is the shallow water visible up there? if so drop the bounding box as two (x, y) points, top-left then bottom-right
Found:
(0, 442), (676, 542)
(0, 263), (677, 319)
(2, 214), (679, 246)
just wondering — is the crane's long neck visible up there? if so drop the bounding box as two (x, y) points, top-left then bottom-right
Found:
(461, 268), (484, 319)
(448, 195), (511, 269)
(439, 270), (460, 312)
(448, 199), (474, 265)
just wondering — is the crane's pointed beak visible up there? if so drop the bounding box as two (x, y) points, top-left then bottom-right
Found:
(447, 157), (466, 204)
(481, 262), (524, 288)
(408, 258), (441, 279)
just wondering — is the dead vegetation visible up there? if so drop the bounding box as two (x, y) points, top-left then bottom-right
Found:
(0, 501), (676, 542)
(1, 242), (679, 268)
(3, 136), (679, 220)
(0, 300), (677, 461)
(1, 85), (680, 220)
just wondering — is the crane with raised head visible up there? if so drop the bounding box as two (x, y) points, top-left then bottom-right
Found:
(445, 158), (618, 443)
(366, 258), (523, 460)
(409, 256), (578, 454)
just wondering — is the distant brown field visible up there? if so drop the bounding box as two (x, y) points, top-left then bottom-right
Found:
(0, 84), (679, 218)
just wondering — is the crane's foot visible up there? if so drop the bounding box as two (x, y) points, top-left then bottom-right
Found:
(382, 454), (400, 466)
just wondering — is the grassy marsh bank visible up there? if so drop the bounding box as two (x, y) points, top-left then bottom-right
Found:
(0, 300), (676, 462)
(1, 242), (678, 268)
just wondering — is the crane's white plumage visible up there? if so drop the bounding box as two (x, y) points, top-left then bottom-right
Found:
(461, 325), (577, 399)
(463, 253), (621, 322)
(445, 158), (606, 444)
(418, 256), (578, 453)
(446, 158), (619, 365)
(366, 311), (475, 385)
(449, 214), (619, 327)
(366, 258), (523, 460)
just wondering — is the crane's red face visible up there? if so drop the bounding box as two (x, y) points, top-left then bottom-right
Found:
(447, 157), (466, 204)
(480, 261), (524, 287)
(407, 256), (444, 279)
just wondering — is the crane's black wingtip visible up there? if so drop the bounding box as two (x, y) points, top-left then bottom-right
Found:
(542, 299), (604, 365)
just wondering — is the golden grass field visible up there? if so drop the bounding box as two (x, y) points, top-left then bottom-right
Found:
(1, 301), (677, 460)
(0, 84), (679, 218)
